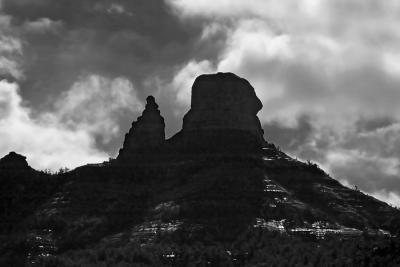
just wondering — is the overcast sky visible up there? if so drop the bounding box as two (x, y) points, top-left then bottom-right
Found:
(1, 0), (400, 206)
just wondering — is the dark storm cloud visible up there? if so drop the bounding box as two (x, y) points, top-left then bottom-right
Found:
(1, 0), (205, 105)
(355, 117), (396, 133)
(262, 116), (313, 152)
(330, 155), (400, 194)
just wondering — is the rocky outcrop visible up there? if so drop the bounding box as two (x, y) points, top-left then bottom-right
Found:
(169, 72), (265, 153)
(183, 72), (264, 139)
(117, 73), (265, 158)
(117, 96), (165, 161)
(0, 152), (30, 170)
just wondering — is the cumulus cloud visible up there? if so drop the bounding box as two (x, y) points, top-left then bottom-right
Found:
(0, 75), (142, 171)
(166, 0), (400, 206)
(55, 74), (143, 144)
(0, 80), (106, 170)
(169, 60), (213, 111)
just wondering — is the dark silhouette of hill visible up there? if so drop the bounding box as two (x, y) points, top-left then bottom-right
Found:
(1, 72), (400, 266)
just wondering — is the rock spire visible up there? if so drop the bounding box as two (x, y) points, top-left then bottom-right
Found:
(117, 96), (165, 160)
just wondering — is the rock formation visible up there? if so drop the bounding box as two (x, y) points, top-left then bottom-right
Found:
(169, 72), (265, 153)
(183, 72), (264, 138)
(117, 96), (165, 161)
(0, 152), (30, 170)
(117, 72), (266, 158)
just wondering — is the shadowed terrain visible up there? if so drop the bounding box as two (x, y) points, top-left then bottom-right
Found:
(1, 73), (400, 266)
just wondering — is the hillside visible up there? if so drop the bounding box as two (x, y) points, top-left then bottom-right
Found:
(1, 73), (399, 266)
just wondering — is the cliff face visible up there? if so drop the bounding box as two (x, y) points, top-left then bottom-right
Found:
(169, 72), (265, 153)
(0, 152), (30, 170)
(117, 96), (165, 161)
(182, 72), (264, 140)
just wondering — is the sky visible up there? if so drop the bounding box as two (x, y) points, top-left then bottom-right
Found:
(1, 0), (400, 207)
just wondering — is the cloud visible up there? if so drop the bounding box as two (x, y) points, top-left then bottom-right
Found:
(169, 60), (214, 110)
(0, 0), (202, 107)
(0, 56), (23, 79)
(325, 148), (400, 189)
(0, 75), (142, 171)
(55, 74), (143, 144)
(372, 191), (400, 208)
(93, 3), (132, 16)
(0, 14), (23, 79)
(0, 36), (22, 54)
(0, 80), (106, 170)
(167, 0), (299, 20)
(262, 116), (313, 152)
(22, 17), (62, 34)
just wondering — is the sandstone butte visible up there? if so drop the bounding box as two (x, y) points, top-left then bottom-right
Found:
(118, 72), (266, 161)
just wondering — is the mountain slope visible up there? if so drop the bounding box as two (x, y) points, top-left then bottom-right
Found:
(1, 72), (399, 266)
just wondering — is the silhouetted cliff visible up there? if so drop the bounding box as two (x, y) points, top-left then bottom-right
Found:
(169, 72), (265, 154)
(183, 73), (263, 136)
(117, 95), (165, 161)
(0, 152), (31, 171)
(117, 72), (266, 157)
